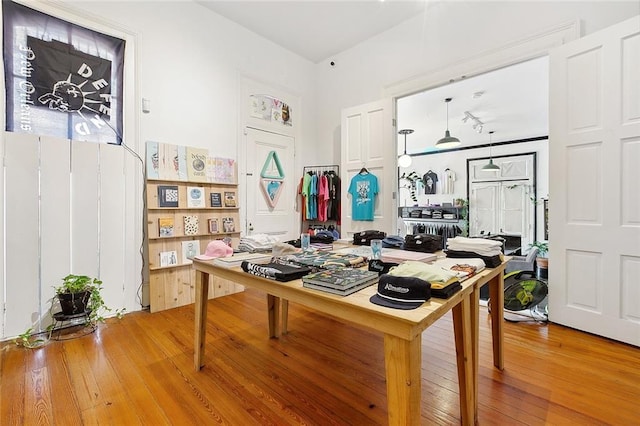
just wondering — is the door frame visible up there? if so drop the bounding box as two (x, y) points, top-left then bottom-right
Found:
(237, 74), (302, 237)
(381, 19), (579, 244)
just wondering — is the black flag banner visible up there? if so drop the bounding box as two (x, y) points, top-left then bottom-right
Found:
(3, 1), (125, 144)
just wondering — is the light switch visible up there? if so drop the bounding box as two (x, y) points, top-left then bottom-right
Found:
(142, 98), (151, 113)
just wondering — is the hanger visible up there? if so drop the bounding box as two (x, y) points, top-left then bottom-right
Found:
(359, 164), (369, 174)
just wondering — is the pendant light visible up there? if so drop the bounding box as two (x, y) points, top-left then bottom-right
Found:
(435, 98), (461, 148)
(398, 129), (414, 168)
(482, 131), (500, 170)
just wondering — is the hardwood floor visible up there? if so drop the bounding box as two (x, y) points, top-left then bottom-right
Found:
(1, 287), (639, 425)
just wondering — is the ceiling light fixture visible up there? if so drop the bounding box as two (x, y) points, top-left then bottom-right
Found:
(398, 129), (414, 168)
(464, 111), (484, 133)
(436, 98), (461, 149)
(482, 131), (500, 171)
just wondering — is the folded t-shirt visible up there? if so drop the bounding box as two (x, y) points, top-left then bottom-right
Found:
(241, 261), (311, 282)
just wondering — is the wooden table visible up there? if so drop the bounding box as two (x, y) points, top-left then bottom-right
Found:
(192, 259), (506, 425)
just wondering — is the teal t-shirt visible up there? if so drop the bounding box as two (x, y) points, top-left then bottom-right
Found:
(348, 173), (378, 221)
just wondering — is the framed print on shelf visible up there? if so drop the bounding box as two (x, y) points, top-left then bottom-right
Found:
(158, 217), (174, 237)
(222, 217), (235, 233)
(187, 186), (205, 208)
(208, 218), (219, 233)
(158, 185), (179, 207)
(210, 192), (222, 207)
(224, 191), (236, 207)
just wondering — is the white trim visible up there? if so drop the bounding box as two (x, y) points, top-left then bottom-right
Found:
(383, 19), (580, 100)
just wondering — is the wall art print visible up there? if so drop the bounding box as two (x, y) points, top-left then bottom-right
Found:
(249, 94), (292, 127)
(3, 1), (125, 144)
(259, 150), (285, 208)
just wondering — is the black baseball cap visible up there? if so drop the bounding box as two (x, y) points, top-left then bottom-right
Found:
(369, 275), (431, 310)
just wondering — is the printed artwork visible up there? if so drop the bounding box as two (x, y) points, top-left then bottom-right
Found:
(259, 150), (285, 208)
(3, 2), (125, 144)
(249, 94), (292, 127)
(158, 217), (174, 237)
(159, 250), (178, 267)
(210, 192), (222, 207)
(145, 142), (236, 184)
(183, 215), (199, 235)
(208, 218), (219, 233)
(187, 186), (205, 208)
(181, 240), (200, 264)
(224, 192), (237, 207)
(158, 185), (179, 207)
(222, 217), (235, 233)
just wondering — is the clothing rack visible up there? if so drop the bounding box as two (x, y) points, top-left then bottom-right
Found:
(302, 164), (339, 175)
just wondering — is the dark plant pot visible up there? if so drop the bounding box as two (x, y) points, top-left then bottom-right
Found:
(536, 257), (549, 280)
(58, 291), (90, 315)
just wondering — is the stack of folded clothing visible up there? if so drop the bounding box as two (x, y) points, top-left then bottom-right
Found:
(353, 230), (387, 246)
(238, 234), (280, 253)
(431, 257), (486, 281)
(385, 261), (461, 299)
(404, 233), (443, 253)
(381, 235), (405, 249)
(445, 236), (503, 268)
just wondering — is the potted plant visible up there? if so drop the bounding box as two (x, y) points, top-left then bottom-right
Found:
(54, 274), (110, 325)
(529, 241), (548, 279)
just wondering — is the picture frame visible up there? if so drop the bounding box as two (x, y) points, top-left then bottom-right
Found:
(210, 192), (222, 207)
(224, 191), (236, 207)
(158, 185), (179, 208)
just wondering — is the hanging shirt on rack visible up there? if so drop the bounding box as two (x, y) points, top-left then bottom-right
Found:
(443, 168), (456, 194)
(326, 171), (341, 222)
(302, 172), (312, 219)
(309, 173), (318, 220)
(317, 174), (329, 221)
(348, 171), (378, 221)
(423, 170), (438, 194)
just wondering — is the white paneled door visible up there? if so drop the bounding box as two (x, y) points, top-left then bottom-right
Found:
(340, 99), (395, 238)
(245, 128), (297, 241)
(549, 16), (640, 346)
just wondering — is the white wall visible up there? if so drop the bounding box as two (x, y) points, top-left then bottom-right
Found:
(0, 0), (317, 339)
(314, 1), (640, 163)
(398, 139), (549, 241)
(62, 0), (316, 158)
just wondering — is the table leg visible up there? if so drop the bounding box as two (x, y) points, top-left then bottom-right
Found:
(267, 294), (281, 338)
(383, 334), (421, 426)
(453, 294), (475, 426)
(194, 270), (210, 371)
(281, 299), (289, 335)
(470, 286), (480, 421)
(487, 273), (505, 370)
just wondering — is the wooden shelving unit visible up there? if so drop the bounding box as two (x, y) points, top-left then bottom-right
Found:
(145, 179), (243, 312)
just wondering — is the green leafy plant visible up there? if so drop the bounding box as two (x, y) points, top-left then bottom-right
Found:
(455, 198), (469, 236)
(13, 327), (48, 349)
(529, 241), (548, 258)
(54, 274), (111, 325)
(399, 171), (420, 203)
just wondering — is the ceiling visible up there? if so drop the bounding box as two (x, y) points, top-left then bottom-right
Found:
(197, 1), (549, 153)
(397, 56), (549, 154)
(197, 0), (427, 64)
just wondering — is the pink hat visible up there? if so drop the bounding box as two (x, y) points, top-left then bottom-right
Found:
(194, 240), (233, 260)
